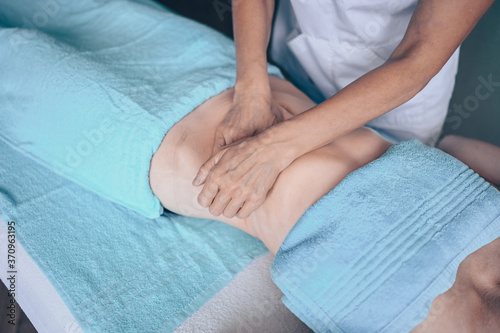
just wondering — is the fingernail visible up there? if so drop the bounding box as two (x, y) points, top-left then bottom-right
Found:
(193, 176), (200, 186)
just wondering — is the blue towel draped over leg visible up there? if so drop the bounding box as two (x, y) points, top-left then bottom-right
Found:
(271, 140), (500, 333)
(0, 135), (268, 333)
(0, 0), (282, 331)
(0, 0), (281, 217)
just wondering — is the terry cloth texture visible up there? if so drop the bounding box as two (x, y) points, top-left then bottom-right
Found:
(0, 0), (281, 217)
(271, 139), (500, 333)
(0, 138), (268, 333)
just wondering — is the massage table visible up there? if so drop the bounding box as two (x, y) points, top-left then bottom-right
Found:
(0, 223), (311, 332)
(0, 0), (311, 331)
(1, 0), (499, 332)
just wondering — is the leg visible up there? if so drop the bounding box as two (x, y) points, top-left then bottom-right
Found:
(412, 238), (500, 332)
(149, 77), (500, 332)
(415, 136), (500, 331)
(245, 126), (392, 253)
(438, 135), (500, 189)
(149, 76), (393, 253)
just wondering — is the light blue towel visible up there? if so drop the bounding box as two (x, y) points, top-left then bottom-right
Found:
(0, 138), (268, 332)
(0, 0), (281, 218)
(271, 140), (500, 332)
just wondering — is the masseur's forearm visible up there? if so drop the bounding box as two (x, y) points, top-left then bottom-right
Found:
(232, 0), (275, 93)
(210, 0), (279, 152)
(260, 0), (494, 159)
(193, 0), (494, 220)
(262, 54), (428, 158)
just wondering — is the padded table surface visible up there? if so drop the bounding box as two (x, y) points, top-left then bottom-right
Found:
(0, 218), (311, 333)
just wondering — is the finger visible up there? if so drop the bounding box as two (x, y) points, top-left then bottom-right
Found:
(222, 198), (245, 219)
(213, 131), (226, 155)
(209, 193), (231, 216)
(197, 182), (219, 207)
(236, 197), (265, 219)
(193, 149), (225, 186)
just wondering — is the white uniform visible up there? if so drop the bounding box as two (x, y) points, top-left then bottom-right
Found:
(270, 0), (460, 145)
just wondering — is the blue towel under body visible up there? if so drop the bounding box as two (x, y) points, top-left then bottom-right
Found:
(0, 138), (268, 333)
(271, 140), (500, 332)
(0, 0), (281, 218)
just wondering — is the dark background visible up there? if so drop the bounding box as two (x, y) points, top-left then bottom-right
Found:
(2, 1), (499, 332)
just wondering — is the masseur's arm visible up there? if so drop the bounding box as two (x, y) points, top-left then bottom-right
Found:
(194, 0), (494, 219)
(211, 0), (280, 153)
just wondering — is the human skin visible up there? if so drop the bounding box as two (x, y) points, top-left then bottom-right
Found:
(411, 237), (500, 333)
(149, 75), (393, 254)
(195, 0), (495, 220)
(437, 135), (500, 190)
(209, 0), (278, 153)
(149, 75), (500, 332)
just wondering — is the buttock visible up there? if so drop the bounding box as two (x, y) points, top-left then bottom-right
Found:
(148, 75), (316, 225)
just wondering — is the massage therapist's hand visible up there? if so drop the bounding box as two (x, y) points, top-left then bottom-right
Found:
(192, 131), (293, 219)
(212, 85), (283, 153)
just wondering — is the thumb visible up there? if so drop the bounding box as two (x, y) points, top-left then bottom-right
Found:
(213, 131), (227, 155)
(192, 149), (226, 186)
